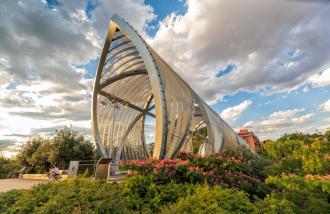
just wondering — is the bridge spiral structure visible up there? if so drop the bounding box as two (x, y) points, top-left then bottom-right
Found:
(92, 15), (250, 164)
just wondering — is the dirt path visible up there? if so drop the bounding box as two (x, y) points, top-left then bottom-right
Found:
(0, 179), (49, 193)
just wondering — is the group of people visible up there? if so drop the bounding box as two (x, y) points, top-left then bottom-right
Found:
(48, 166), (60, 180)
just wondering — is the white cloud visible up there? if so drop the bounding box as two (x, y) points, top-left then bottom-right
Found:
(243, 108), (314, 139)
(324, 117), (330, 123)
(149, 0), (330, 103)
(0, 0), (156, 152)
(315, 125), (330, 133)
(1, 0), (330, 152)
(321, 99), (330, 112)
(303, 86), (309, 93)
(220, 100), (252, 122)
(308, 68), (330, 88)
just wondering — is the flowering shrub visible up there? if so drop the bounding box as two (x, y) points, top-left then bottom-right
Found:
(120, 150), (271, 197)
(177, 151), (196, 161)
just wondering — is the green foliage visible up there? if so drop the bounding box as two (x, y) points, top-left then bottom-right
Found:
(1, 130), (330, 213)
(265, 175), (330, 213)
(16, 127), (95, 172)
(161, 185), (255, 214)
(0, 177), (197, 214)
(266, 174), (330, 194)
(16, 136), (45, 168)
(0, 155), (11, 179)
(0, 155), (20, 179)
(122, 176), (195, 213)
(0, 179), (129, 214)
(263, 132), (330, 176)
(277, 132), (306, 142)
(294, 140), (330, 174)
(191, 127), (207, 154)
(49, 127), (95, 169)
(254, 194), (299, 214)
(263, 139), (304, 159)
(264, 158), (303, 176)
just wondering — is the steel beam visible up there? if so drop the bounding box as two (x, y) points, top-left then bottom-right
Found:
(98, 90), (155, 118)
(99, 69), (147, 89)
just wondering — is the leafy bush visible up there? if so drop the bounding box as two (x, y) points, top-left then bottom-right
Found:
(266, 174), (330, 194)
(294, 140), (330, 174)
(265, 175), (330, 213)
(254, 194), (299, 214)
(264, 158), (303, 176)
(0, 177), (197, 213)
(161, 185), (255, 214)
(0, 179), (129, 214)
(122, 175), (195, 213)
(2, 131), (330, 213)
(263, 132), (330, 176)
(0, 175), (329, 213)
(263, 139), (304, 159)
(0, 155), (20, 179)
(0, 156), (11, 179)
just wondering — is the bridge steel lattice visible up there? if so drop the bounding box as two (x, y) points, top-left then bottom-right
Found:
(92, 15), (250, 164)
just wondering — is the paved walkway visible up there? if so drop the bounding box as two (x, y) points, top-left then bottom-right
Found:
(0, 179), (49, 193)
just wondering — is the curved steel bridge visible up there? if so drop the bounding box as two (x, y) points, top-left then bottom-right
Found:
(92, 15), (250, 164)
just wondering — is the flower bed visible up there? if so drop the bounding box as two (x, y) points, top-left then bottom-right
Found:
(120, 150), (270, 198)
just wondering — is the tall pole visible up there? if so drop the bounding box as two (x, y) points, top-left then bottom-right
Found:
(110, 106), (116, 158)
(109, 97), (120, 158)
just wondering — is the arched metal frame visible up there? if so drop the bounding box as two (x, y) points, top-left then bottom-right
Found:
(92, 15), (250, 164)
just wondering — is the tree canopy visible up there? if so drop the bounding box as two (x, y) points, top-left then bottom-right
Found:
(16, 127), (95, 172)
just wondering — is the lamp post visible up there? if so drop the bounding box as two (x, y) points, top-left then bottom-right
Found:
(108, 93), (125, 176)
(110, 99), (120, 158)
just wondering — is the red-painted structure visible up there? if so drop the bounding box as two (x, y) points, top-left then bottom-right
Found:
(238, 129), (261, 151)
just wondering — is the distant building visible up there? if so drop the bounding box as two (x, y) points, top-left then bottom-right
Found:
(238, 129), (261, 150)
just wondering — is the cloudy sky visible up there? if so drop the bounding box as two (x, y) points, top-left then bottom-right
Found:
(0, 0), (330, 157)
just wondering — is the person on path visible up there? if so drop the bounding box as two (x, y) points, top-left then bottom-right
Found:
(53, 166), (60, 180)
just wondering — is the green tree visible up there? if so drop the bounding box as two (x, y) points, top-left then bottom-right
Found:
(294, 140), (330, 174)
(263, 139), (303, 159)
(16, 136), (45, 169)
(48, 127), (95, 169)
(278, 132), (305, 142)
(192, 127), (207, 154)
(0, 154), (10, 178)
(16, 127), (95, 172)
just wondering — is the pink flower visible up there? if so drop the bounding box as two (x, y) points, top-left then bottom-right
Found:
(153, 169), (159, 175)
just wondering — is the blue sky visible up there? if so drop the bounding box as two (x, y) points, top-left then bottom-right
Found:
(144, 0), (187, 36)
(0, 0), (329, 156)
